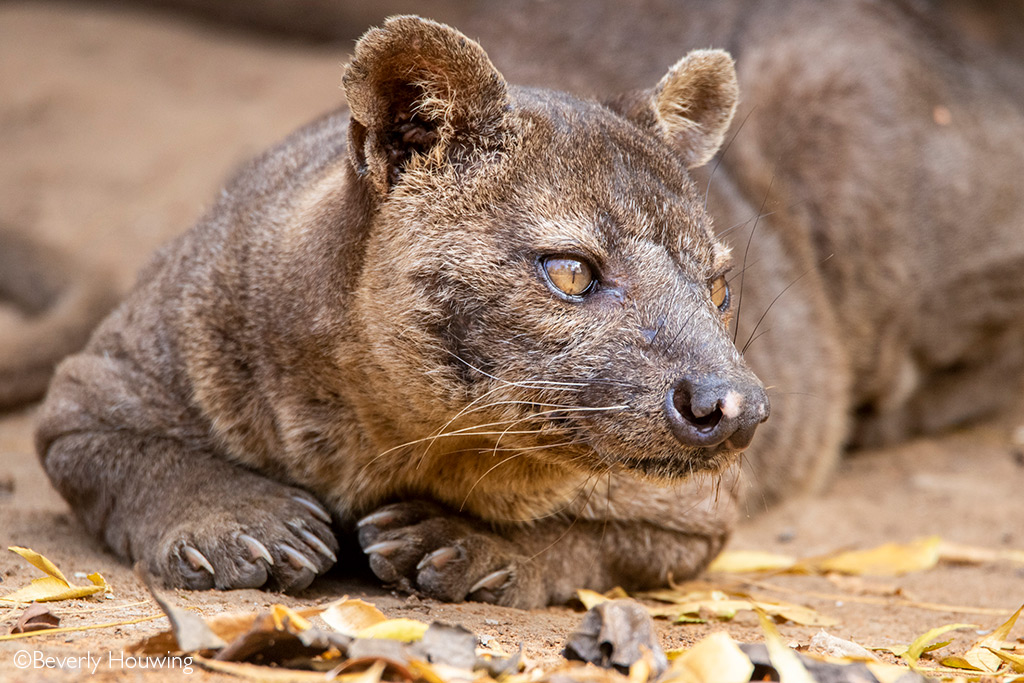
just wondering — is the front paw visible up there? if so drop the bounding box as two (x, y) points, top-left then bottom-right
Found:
(357, 501), (544, 608)
(150, 490), (338, 593)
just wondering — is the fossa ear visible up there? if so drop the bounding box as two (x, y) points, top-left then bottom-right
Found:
(610, 49), (739, 169)
(343, 15), (512, 194)
(653, 49), (739, 168)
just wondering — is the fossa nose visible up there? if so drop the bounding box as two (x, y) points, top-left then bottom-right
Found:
(665, 374), (769, 451)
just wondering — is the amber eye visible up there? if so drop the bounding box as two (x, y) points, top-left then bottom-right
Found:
(542, 256), (595, 298)
(710, 274), (730, 310)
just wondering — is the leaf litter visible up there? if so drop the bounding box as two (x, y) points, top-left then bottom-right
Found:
(0, 545), (108, 603)
(4, 538), (1022, 682)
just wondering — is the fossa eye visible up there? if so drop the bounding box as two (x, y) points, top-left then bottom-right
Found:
(542, 256), (595, 298)
(710, 274), (730, 311)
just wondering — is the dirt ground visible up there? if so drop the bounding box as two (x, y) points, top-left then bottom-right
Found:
(2, 3), (1023, 681)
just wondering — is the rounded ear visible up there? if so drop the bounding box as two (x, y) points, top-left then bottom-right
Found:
(610, 49), (739, 170)
(343, 15), (511, 194)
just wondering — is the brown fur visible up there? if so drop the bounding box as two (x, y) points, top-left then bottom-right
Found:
(32, 3), (1024, 606)
(37, 17), (771, 606)
(90, 0), (1024, 497)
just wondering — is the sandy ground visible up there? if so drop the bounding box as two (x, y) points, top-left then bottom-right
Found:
(2, 3), (1023, 681)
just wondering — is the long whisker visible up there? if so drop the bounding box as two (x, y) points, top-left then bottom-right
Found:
(459, 434), (587, 511)
(521, 469), (605, 523)
(440, 348), (589, 390)
(733, 174), (775, 345)
(525, 473), (605, 562)
(664, 294), (703, 351)
(741, 328), (772, 354)
(421, 388), (594, 459)
(740, 253), (833, 355)
(359, 403), (627, 478)
(356, 417), (541, 477)
(704, 106), (756, 212)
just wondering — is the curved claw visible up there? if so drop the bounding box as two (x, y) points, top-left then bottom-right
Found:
(357, 509), (399, 528)
(182, 545), (215, 576)
(469, 568), (511, 595)
(279, 544), (318, 574)
(417, 546), (458, 572)
(298, 529), (337, 563)
(239, 534), (274, 566)
(292, 496), (332, 524)
(363, 540), (404, 557)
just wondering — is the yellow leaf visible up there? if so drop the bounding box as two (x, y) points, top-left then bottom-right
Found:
(815, 537), (941, 576)
(270, 604), (312, 633)
(407, 660), (448, 683)
(357, 617), (429, 642)
(577, 588), (610, 610)
(760, 600), (838, 627)
(647, 588), (835, 626)
(901, 623), (977, 666)
(985, 647), (1024, 673)
(938, 541), (1024, 567)
(672, 598), (749, 621)
(960, 603), (1024, 673)
(939, 655), (983, 671)
(628, 654), (651, 683)
(8, 547), (70, 583)
(755, 607), (815, 683)
(682, 600), (833, 627)
(0, 547), (108, 602)
(321, 597), (387, 636)
(707, 550), (797, 574)
(668, 631), (753, 683)
(865, 661), (920, 683)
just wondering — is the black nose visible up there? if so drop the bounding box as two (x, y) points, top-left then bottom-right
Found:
(665, 375), (769, 450)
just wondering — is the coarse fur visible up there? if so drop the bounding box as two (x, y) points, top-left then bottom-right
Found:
(32, 1), (1024, 606)
(37, 17), (772, 606)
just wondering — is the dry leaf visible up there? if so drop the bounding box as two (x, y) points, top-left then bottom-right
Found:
(357, 618), (429, 642)
(627, 653), (652, 683)
(864, 661), (921, 683)
(943, 603), (1024, 673)
(894, 622), (977, 666)
(648, 588), (836, 627)
(142, 574), (227, 652)
(11, 604), (60, 634)
(321, 598), (388, 636)
(406, 659), (450, 683)
(577, 589), (610, 610)
(707, 550), (796, 573)
(809, 629), (878, 662)
(813, 536), (941, 576)
(197, 655), (343, 681)
(564, 599), (668, 677)
(1, 547), (108, 602)
(823, 573), (902, 597)
(320, 597), (428, 643)
(214, 609), (349, 664)
(986, 647), (1024, 673)
(666, 631), (753, 683)
(271, 604), (313, 633)
(331, 658), (409, 683)
(409, 623), (477, 669)
(755, 608), (815, 683)
(938, 541), (1024, 567)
